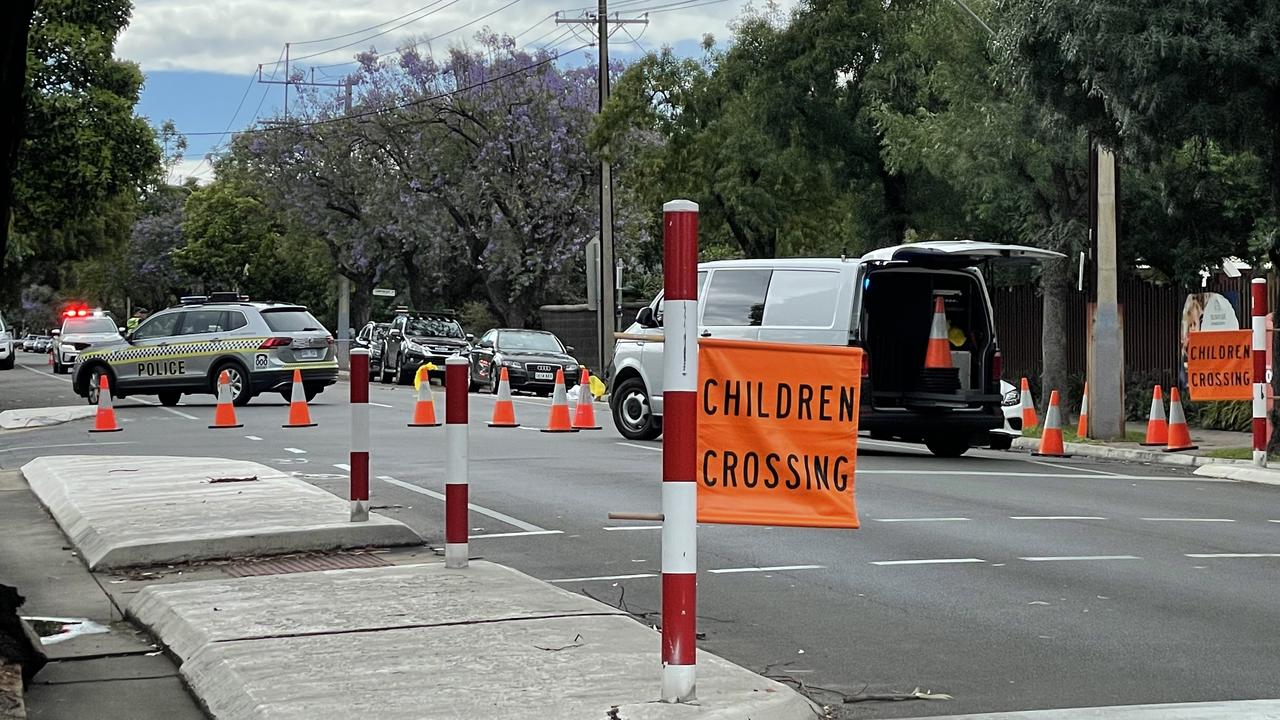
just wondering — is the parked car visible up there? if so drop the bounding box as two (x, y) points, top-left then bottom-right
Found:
(72, 293), (338, 407)
(20, 334), (37, 352)
(35, 336), (53, 353)
(0, 312), (14, 370)
(377, 309), (472, 385)
(607, 241), (1061, 457)
(354, 321), (390, 379)
(989, 379), (1022, 450)
(468, 329), (580, 395)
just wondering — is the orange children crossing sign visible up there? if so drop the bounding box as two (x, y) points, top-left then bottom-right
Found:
(697, 338), (862, 529)
(1186, 330), (1252, 401)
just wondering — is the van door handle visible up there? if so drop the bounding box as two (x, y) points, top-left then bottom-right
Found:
(700, 331), (712, 338)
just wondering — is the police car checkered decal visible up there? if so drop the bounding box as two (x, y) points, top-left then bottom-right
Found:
(83, 338), (268, 364)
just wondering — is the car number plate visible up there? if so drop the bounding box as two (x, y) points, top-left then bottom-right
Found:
(534, 371), (554, 381)
(297, 348), (321, 360)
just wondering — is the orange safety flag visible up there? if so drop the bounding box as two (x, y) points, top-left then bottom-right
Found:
(1186, 330), (1252, 401)
(697, 338), (861, 529)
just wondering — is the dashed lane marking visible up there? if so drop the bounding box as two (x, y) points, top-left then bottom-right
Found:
(603, 525), (662, 531)
(1141, 517), (1234, 522)
(616, 442), (661, 452)
(873, 517), (971, 523)
(470, 530), (563, 539)
(1020, 555), (1142, 562)
(1185, 553), (1280, 559)
(333, 463), (350, 471)
(283, 447), (307, 455)
(377, 475), (548, 533)
(708, 564), (824, 574)
(245, 435), (262, 441)
(1010, 516), (1107, 520)
(870, 558), (986, 566)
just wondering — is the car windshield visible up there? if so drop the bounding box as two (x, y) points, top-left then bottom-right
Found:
(499, 331), (563, 353)
(405, 317), (464, 338)
(62, 317), (118, 334)
(261, 309), (324, 332)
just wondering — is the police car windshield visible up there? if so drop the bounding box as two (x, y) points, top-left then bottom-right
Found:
(63, 317), (117, 334)
(499, 332), (562, 353)
(406, 317), (464, 338)
(261, 309), (324, 332)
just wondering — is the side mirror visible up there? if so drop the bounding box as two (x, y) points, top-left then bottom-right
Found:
(118, 326), (126, 334)
(635, 306), (656, 328)
(565, 345), (575, 355)
(466, 333), (476, 343)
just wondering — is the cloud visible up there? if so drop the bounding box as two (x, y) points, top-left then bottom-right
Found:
(118, 0), (786, 76)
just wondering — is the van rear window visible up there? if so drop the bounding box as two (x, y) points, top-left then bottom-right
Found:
(261, 309), (324, 332)
(762, 270), (840, 327)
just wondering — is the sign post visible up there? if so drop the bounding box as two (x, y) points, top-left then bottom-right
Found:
(660, 199), (699, 703)
(1253, 278), (1268, 466)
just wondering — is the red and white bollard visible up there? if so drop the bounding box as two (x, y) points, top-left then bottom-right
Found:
(661, 199), (699, 702)
(1252, 278), (1268, 467)
(350, 348), (370, 522)
(445, 355), (469, 568)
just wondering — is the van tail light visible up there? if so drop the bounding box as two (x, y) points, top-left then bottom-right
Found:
(991, 350), (1002, 383)
(861, 351), (871, 379)
(259, 337), (292, 349)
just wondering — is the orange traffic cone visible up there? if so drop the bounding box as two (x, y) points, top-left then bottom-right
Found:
(541, 368), (577, 433)
(1019, 377), (1038, 432)
(488, 366), (519, 428)
(1165, 387), (1198, 452)
(1032, 390), (1071, 457)
(924, 297), (952, 369)
(1076, 382), (1089, 438)
(209, 370), (243, 429)
(282, 369), (316, 428)
(408, 366), (441, 427)
(571, 368), (601, 430)
(1139, 386), (1167, 446)
(89, 374), (122, 433)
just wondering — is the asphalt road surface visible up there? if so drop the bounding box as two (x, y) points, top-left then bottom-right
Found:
(3, 350), (1279, 718)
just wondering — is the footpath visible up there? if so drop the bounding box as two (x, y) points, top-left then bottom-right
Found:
(0, 454), (815, 720)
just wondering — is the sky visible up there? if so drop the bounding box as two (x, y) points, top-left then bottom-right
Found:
(118, 0), (787, 184)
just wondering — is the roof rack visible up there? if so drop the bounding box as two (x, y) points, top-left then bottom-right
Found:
(394, 306), (458, 317)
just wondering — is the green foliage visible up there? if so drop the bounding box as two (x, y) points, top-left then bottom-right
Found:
(1189, 401), (1252, 433)
(459, 301), (498, 337)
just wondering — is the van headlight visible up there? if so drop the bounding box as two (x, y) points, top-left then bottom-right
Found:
(1002, 389), (1020, 406)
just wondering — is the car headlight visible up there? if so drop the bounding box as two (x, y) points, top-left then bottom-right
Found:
(1002, 389), (1019, 406)
(61, 343), (76, 354)
(500, 359), (523, 369)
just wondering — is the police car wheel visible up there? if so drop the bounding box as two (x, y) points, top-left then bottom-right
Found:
(86, 367), (111, 405)
(214, 362), (252, 406)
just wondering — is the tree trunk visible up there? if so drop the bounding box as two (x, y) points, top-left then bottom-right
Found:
(1040, 255), (1071, 409)
(0, 0), (35, 284)
(401, 251), (429, 310)
(350, 274), (374, 328)
(877, 162), (910, 245)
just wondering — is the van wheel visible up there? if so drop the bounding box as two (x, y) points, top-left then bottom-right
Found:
(925, 435), (970, 458)
(988, 434), (1013, 451)
(612, 377), (661, 441)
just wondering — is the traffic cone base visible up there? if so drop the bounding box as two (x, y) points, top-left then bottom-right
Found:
(408, 367), (441, 427)
(543, 368), (578, 432)
(488, 367), (520, 428)
(283, 369), (317, 428)
(1031, 389), (1070, 457)
(571, 367), (602, 430)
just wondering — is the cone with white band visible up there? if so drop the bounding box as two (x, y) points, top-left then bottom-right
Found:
(1032, 389), (1070, 457)
(1139, 386), (1167, 446)
(408, 365), (441, 427)
(89, 374), (122, 433)
(1076, 382), (1089, 438)
(571, 367), (601, 430)
(209, 370), (243, 429)
(1164, 387), (1198, 452)
(918, 296), (960, 393)
(541, 368), (577, 433)
(488, 366), (519, 428)
(283, 369), (317, 428)
(1019, 377), (1038, 432)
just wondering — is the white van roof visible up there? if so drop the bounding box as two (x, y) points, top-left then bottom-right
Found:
(698, 257), (855, 271)
(698, 242), (1062, 272)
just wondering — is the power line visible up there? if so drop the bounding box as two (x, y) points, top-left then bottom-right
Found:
(513, 12), (555, 39)
(289, 0), (455, 63)
(289, 1), (452, 46)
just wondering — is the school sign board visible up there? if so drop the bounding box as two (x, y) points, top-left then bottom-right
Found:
(1186, 330), (1252, 401)
(696, 338), (862, 529)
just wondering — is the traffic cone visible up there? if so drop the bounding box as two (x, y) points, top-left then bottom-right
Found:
(488, 367), (519, 428)
(209, 370), (243, 429)
(541, 368), (578, 433)
(1165, 387), (1198, 452)
(1019, 377), (1038, 433)
(1032, 390), (1071, 457)
(89, 374), (122, 433)
(571, 367), (602, 430)
(1076, 382), (1089, 438)
(1139, 386), (1167, 446)
(918, 296), (960, 393)
(282, 369), (316, 428)
(408, 366), (441, 427)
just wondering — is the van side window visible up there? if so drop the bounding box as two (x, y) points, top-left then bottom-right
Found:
(655, 272), (706, 325)
(702, 269), (771, 326)
(762, 270), (840, 327)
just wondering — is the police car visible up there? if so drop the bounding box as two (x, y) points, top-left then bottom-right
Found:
(72, 293), (338, 407)
(53, 307), (123, 374)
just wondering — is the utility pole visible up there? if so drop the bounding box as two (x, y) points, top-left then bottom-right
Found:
(558, 4), (647, 373)
(257, 68), (359, 368)
(1087, 142), (1124, 440)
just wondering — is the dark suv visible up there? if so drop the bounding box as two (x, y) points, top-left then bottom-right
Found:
(377, 309), (473, 385)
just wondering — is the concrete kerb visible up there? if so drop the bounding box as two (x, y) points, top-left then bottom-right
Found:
(0, 406), (96, 430)
(1008, 437), (1280, 478)
(20, 456), (422, 570)
(128, 561), (817, 719)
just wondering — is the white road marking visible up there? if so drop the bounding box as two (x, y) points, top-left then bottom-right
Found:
(603, 525), (662, 531)
(20, 364), (71, 383)
(245, 435), (262, 441)
(283, 447), (307, 455)
(333, 463), (350, 471)
(549, 573), (657, 583)
(517, 426), (541, 432)
(470, 530), (563, 539)
(1185, 553), (1280, 559)
(1020, 555), (1142, 562)
(1141, 517), (1234, 523)
(861, 470), (1211, 481)
(708, 564), (824, 574)
(873, 517), (970, 523)
(617, 442), (661, 452)
(870, 558), (986, 566)
(369, 402), (394, 408)
(1025, 459), (1127, 477)
(1010, 516), (1106, 520)
(378, 475), (548, 532)
(126, 397), (199, 420)
(0, 441), (134, 454)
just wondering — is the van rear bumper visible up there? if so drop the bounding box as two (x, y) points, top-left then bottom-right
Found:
(861, 406), (1002, 443)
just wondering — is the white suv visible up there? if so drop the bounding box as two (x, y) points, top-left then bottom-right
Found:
(607, 242), (1058, 457)
(0, 312), (14, 370)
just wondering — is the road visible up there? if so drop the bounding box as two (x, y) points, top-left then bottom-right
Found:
(3, 349), (1280, 717)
